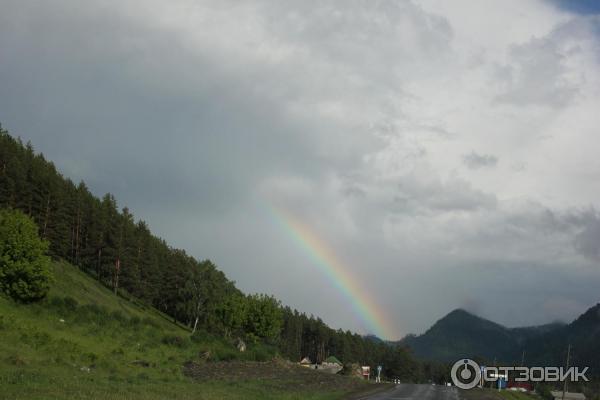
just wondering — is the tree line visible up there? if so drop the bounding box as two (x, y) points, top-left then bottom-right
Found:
(0, 126), (445, 381)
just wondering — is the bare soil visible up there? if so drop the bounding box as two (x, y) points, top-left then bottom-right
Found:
(183, 358), (384, 395)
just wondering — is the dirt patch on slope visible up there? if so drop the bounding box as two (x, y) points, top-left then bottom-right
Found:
(183, 358), (373, 393)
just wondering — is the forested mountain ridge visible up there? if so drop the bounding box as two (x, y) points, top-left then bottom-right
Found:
(0, 126), (241, 332)
(523, 303), (600, 374)
(400, 309), (530, 363)
(0, 126), (430, 378)
(400, 306), (600, 377)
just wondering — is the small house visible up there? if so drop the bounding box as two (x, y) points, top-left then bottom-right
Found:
(361, 366), (371, 380)
(319, 356), (343, 374)
(323, 356), (342, 367)
(299, 357), (312, 368)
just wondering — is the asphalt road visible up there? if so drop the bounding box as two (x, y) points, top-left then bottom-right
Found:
(359, 383), (461, 400)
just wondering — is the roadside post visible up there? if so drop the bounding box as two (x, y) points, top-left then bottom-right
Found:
(480, 365), (486, 388)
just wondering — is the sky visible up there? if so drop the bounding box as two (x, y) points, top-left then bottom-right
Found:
(1, 0), (600, 339)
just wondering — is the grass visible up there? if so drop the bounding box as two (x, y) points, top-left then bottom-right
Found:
(0, 260), (373, 400)
(497, 390), (538, 400)
(48, 261), (176, 326)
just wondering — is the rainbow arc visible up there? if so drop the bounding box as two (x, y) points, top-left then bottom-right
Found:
(268, 206), (397, 340)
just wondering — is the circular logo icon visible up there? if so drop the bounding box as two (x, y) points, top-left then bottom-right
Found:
(450, 359), (481, 390)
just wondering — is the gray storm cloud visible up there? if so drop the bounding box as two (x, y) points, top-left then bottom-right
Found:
(1, 0), (600, 338)
(462, 152), (498, 169)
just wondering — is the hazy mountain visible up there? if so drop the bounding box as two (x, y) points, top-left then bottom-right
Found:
(363, 334), (385, 343)
(523, 303), (600, 373)
(400, 303), (600, 377)
(400, 309), (565, 363)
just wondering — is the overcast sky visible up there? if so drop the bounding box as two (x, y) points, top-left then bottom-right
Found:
(1, 0), (600, 339)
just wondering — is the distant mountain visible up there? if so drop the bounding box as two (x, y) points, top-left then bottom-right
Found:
(363, 334), (385, 343)
(565, 303), (600, 373)
(399, 309), (565, 363)
(509, 322), (566, 345)
(400, 304), (600, 377)
(523, 303), (600, 373)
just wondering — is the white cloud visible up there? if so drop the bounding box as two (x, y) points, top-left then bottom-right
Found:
(1, 0), (600, 337)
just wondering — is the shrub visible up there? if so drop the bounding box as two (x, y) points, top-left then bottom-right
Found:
(249, 344), (276, 362)
(190, 328), (215, 343)
(0, 208), (52, 302)
(244, 294), (283, 342)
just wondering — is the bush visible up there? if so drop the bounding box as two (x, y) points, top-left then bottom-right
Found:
(248, 344), (277, 362)
(244, 294), (283, 342)
(190, 329), (217, 344)
(0, 208), (53, 302)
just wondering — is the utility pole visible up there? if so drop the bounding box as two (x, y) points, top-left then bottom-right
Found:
(562, 344), (571, 400)
(490, 357), (496, 389)
(521, 350), (525, 367)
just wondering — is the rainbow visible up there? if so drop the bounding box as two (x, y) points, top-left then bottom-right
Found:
(268, 206), (397, 340)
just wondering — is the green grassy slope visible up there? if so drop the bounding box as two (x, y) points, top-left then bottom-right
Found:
(0, 261), (371, 400)
(48, 261), (181, 330)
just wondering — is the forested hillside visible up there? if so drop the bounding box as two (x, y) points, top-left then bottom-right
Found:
(1, 258), (382, 400)
(401, 309), (522, 363)
(523, 303), (600, 376)
(400, 306), (600, 383)
(0, 126), (432, 380)
(400, 309), (565, 364)
(0, 127), (242, 332)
